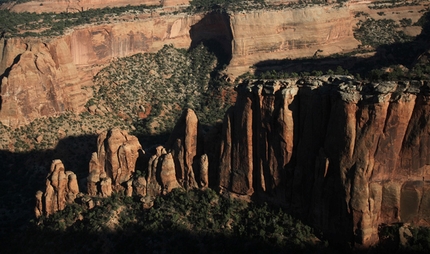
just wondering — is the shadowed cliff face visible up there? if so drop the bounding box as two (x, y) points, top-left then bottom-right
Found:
(189, 10), (233, 69)
(216, 78), (430, 247)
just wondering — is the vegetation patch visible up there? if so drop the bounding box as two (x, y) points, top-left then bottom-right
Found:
(354, 18), (414, 48)
(90, 44), (234, 136)
(4, 189), (326, 253)
(0, 4), (161, 37)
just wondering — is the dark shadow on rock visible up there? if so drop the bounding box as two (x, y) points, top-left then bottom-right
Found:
(189, 10), (233, 71)
(0, 130), (180, 244)
(0, 134), (97, 240)
(0, 53), (22, 111)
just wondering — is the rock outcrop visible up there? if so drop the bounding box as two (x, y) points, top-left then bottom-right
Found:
(87, 128), (143, 196)
(165, 108), (203, 189)
(35, 159), (79, 217)
(217, 77), (430, 247)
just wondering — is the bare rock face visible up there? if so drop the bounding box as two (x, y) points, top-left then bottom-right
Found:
(166, 108), (203, 189)
(218, 78), (430, 247)
(100, 176), (113, 197)
(160, 153), (182, 194)
(35, 159), (79, 217)
(87, 128), (143, 196)
(133, 176), (147, 197)
(199, 154), (209, 189)
(227, 6), (359, 75)
(34, 191), (44, 218)
(145, 146), (166, 197)
(0, 38), (87, 127)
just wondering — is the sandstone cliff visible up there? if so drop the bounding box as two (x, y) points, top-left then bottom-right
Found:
(228, 6), (359, 74)
(1, 5), (362, 127)
(0, 37), (87, 127)
(217, 77), (430, 247)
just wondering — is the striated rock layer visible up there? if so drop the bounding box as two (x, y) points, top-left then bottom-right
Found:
(228, 5), (359, 74)
(217, 77), (430, 247)
(0, 37), (87, 127)
(0, 14), (201, 128)
(7, 0), (189, 14)
(1, 5), (361, 127)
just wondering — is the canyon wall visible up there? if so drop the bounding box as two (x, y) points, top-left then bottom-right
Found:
(228, 5), (359, 74)
(0, 13), (201, 127)
(217, 78), (430, 247)
(0, 6), (360, 127)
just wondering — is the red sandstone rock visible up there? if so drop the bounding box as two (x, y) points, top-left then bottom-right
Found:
(146, 153), (163, 197)
(36, 159), (80, 217)
(217, 78), (430, 247)
(133, 176), (147, 197)
(0, 38), (86, 127)
(166, 109), (202, 189)
(0, 4), (378, 127)
(160, 153), (182, 194)
(199, 154), (209, 189)
(87, 128), (143, 196)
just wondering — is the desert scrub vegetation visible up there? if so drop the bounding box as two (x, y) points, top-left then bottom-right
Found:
(90, 44), (234, 136)
(0, 111), (132, 153)
(0, 4), (161, 37)
(187, 0), (267, 13)
(371, 224), (430, 253)
(187, 0), (339, 13)
(368, 0), (423, 9)
(354, 18), (414, 48)
(8, 189), (326, 253)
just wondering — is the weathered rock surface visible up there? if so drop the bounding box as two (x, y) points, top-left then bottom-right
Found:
(160, 153), (182, 194)
(33, 77), (430, 248)
(217, 78), (430, 247)
(228, 6), (359, 75)
(35, 159), (79, 217)
(0, 38), (87, 127)
(1, 4), (364, 127)
(87, 128), (143, 195)
(165, 108), (203, 189)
